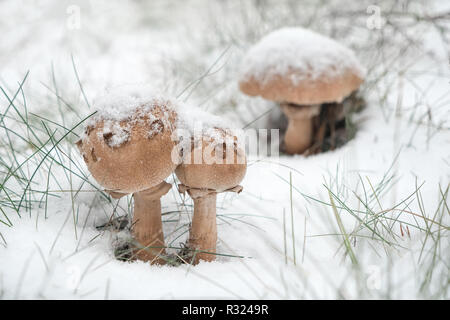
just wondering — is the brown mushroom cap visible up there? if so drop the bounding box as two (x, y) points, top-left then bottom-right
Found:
(240, 70), (363, 105)
(78, 103), (177, 194)
(239, 27), (365, 105)
(175, 130), (247, 192)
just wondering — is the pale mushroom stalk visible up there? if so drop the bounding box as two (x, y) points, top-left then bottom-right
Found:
(281, 103), (320, 154)
(187, 190), (217, 262)
(132, 181), (171, 262)
(107, 181), (171, 263)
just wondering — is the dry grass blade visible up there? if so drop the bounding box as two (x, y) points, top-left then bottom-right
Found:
(328, 190), (358, 265)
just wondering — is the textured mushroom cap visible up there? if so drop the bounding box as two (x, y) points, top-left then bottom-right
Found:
(175, 130), (247, 192)
(239, 27), (365, 105)
(280, 103), (321, 120)
(78, 103), (177, 194)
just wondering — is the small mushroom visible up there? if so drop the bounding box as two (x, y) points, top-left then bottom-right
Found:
(78, 102), (177, 264)
(239, 27), (365, 154)
(175, 129), (246, 264)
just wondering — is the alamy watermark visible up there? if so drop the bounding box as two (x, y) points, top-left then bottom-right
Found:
(170, 124), (280, 166)
(366, 265), (382, 290)
(366, 5), (384, 30)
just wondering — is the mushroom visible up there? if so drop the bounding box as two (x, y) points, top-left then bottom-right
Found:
(239, 27), (365, 154)
(77, 101), (177, 264)
(175, 129), (246, 264)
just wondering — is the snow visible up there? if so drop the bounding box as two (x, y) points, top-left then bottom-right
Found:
(239, 27), (367, 85)
(98, 121), (131, 148)
(175, 103), (233, 136)
(0, 0), (448, 300)
(85, 84), (175, 147)
(91, 84), (168, 123)
(84, 84), (234, 148)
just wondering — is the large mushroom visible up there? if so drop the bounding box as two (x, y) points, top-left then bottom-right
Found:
(77, 95), (177, 264)
(175, 128), (246, 264)
(239, 27), (365, 154)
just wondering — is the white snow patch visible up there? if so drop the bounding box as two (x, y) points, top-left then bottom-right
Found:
(90, 84), (173, 123)
(84, 84), (236, 148)
(1, 1), (448, 300)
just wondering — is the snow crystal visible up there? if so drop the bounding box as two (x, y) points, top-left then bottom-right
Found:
(240, 27), (366, 85)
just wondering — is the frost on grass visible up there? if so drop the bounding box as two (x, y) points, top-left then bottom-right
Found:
(240, 27), (367, 86)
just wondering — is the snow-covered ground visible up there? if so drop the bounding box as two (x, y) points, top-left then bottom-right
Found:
(0, 0), (448, 299)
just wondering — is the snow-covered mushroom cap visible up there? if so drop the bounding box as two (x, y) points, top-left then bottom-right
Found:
(239, 27), (366, 105)
(77, 87), (178, 194)
(175, 129), (247, 192)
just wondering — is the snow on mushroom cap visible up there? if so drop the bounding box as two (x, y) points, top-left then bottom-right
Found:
(239, 27), (366, 85)
(82, 84), (235, 148)
(174, 101), (237, 156)
(82, 84), (176, 148)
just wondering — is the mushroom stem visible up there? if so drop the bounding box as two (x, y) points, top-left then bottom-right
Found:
(132, 181), (171, 264)
(284, 116), (315, 154)
(188, 192), (218, 264)
(281, 103), (321, 155)
(178, 184), (243, 264)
